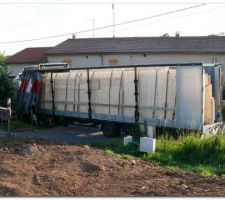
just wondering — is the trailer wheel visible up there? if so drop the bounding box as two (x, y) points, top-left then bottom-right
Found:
(20, 114), (31, 124)
(38, 114), (51, 128)
(101, 122), (120, 138)
(120, 124), (134, 137)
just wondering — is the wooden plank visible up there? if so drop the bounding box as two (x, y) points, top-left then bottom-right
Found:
(139, 68), (156, 119)
(91, 69), (111, 115)
(54, 72), (67, 111)
(66, 72), (79, 112)
(204, 73), (214, 124)
(155, 68), (168, 119)
(123, 70), (135, 117)
(110, 70), (123, 115)
(166, 69), (176, 120)
(79, 70), (89, 113)
(164, 70), (169, 119)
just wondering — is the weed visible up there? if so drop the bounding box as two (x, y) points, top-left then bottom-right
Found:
(132, 123), (146, 140)
(143, 133), (225, 176)
(91, 133), (225, 176)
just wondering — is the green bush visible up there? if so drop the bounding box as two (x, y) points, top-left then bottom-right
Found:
(0, 64), (16, 107)
(222, 83), (225, 100)
(0, 52), (5, 63)
(222, 105), (225, 121)
(132, 123), (146, 140)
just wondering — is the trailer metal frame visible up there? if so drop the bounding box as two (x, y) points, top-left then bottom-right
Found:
(21, 62), (222, 135)
(24, 62), (204, 73)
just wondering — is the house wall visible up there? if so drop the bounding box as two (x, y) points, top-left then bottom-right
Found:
(7, 63), (35, 77)
(47, 52), (225, 73)
(48, 53), (225, 85)
(7, 53), (225, 77)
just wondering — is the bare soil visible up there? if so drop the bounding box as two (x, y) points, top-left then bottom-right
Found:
(0, 137), (224, 197)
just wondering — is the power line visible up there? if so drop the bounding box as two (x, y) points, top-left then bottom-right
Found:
(0, 3), (206, 44)
(75, 3), (206, 34)
(0, 33), (72, 44)
(0, 2), (223, 4)
(112, 3), (115, 37)
(98, 4), (225, 35)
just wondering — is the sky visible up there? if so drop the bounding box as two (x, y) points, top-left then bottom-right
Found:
(1, 0), (225, 55)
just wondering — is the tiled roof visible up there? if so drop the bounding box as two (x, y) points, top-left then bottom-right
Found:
(6, 47), (52, 64)
(47, 36), (225, 54)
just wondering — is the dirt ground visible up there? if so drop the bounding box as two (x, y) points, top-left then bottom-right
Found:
(0, 137), (225, 197)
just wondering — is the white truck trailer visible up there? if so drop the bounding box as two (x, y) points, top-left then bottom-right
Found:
(17, 62), (222, 137)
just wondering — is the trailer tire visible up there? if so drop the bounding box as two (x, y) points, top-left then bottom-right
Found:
(120, 124), (134, 137)
(101, 122), (120, 138)
(38, 114), (50, 128)
(20, 114), (31, 124)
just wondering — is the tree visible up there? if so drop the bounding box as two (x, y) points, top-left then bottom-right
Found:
(0, 52), (16, 107)
(0, 52), (6, 63)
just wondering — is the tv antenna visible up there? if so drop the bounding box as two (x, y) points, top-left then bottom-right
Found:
(92, 18), (95, 38)
(112, 3), (115, 37)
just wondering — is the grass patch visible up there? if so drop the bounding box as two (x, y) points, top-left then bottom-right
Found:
(143, 134), (225, 176)
(90, 134), (225, 176)
(2, 118), (225, 176)
(90, 138), (124, 153)
(105, 149), (133, 160)
(0, 119), (44, 131)
(89, 138), (140, 159)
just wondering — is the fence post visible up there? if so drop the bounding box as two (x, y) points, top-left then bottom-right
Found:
(7, 98), (12, 132)
(134, 66), (139, 123)
(87, 69), (92, 119)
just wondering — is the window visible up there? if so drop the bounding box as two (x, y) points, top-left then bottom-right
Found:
(109, 58), (118, 65)
(63, 58), (72, 66)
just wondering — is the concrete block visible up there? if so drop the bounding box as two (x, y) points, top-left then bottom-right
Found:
(123, 136), (133, 146)
(140, 137), (156, 153)
(140, 124), (145, 134)
(146, 125), (156, 138)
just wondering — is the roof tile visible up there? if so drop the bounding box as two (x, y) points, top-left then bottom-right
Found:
(6, 47), (52, 64)
(47, 36), (225, 54)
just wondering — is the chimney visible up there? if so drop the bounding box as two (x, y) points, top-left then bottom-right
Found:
(175, 31), (180, 38)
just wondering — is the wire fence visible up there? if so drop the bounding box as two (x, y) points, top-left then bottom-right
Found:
(0, 119), (10, 131)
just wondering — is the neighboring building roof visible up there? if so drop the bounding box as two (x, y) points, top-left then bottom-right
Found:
(47, 36), (225, 55)
(6, 47), (52, 64)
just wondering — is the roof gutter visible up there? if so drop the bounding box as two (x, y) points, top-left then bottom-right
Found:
(47, 51), (225, 56)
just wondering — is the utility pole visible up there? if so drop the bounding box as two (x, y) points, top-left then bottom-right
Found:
(92, 18), (95, 38)
(112, 3), (115, 37)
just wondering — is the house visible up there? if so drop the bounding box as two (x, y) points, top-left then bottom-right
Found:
(47, 36), (225, 77)
(5, 47), (52, 78)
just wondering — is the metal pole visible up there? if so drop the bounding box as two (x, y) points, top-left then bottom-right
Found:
(164, 70), (169, 119)
(87, 69), (92, 119)
(134, 67), (139, 123)
(50, 73), (55, 116)
(112, 3), (115, 37)
(8, 119), (10, 132)
(92, 18), (95, 38)
(7, 98), (11, 132)
(153, 70), (158, 118)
